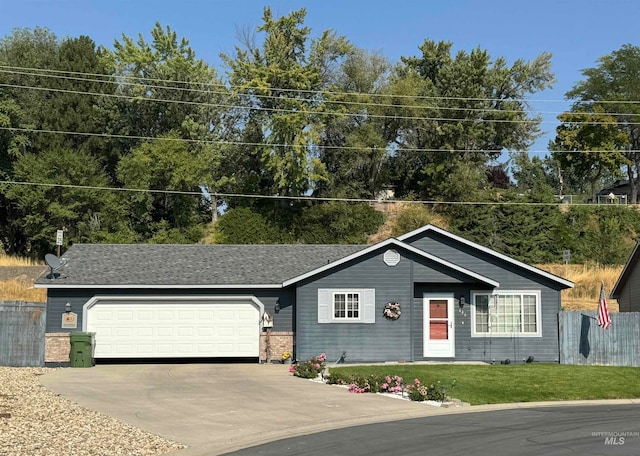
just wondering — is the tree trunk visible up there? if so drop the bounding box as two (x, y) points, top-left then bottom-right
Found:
(630, 161), (639, 204)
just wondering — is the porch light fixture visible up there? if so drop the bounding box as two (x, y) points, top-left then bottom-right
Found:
(458, 296), (466, 309)
(65, 302), (71, 313)
(274, 300), (281, 313)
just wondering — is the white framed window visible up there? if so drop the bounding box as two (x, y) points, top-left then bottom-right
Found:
(471, 290), (541, 337)
(318, 288), (375, 323)
(333, 292), (360, 320)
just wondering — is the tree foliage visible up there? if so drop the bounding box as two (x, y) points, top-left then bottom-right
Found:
(388, 40), (554, 201)
(563, 44), (640, 202)
(0, 14), (637, 266)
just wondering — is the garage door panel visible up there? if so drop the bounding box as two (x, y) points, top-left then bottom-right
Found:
(198, 327), (214, 336)
(115, 327), (133, 337)
(87, 300), (260, 358)
(178, 327), (194, 336)
(138, 311), (153, 320)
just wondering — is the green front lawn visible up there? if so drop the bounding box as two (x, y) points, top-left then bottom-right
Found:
(329, 364), (640, 405)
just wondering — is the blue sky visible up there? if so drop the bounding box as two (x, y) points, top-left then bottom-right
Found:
(1, 0), (638, 156)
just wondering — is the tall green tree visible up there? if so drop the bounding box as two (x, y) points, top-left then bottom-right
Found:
(565, 44), (640, 202)
(510, 151), (556, 195)
(0, 29), (121, 254)
(315, 49), (392, 199)
(6, 148), (133, 255)
(117, 135), (216, 242)
(221, 7), (352, 199)
(111, 23), (225, 140)
(551, 109), (628, 201)
(0, 98), (29, 253)
(111, 23), (229, 234)
(387, 40), (554, 201)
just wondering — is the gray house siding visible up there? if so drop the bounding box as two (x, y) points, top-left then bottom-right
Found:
(46, 288), (295, 334)
(296, 249), (414, 363)
(406, 232), (563, 363)
(404, 231), (567, 292)
(614, 259), (640, 312)
(295, 248), (506, 363)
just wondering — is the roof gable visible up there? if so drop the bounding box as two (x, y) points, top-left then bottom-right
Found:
(398, 225), (574, 289)
(282, 238), (499, 287)
(611, 241), (640, 298)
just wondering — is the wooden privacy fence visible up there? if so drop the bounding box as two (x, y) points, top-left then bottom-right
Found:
(559, 311), (640, 366)
(0, 301), (46, 367)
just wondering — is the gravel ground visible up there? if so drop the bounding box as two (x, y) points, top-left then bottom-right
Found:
(0, 367), (186, 456)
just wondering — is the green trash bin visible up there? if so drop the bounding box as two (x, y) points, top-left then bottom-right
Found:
(69, 332), (95, 367)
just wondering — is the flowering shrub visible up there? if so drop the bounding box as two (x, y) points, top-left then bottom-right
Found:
(348, 383), (367, 393)
(383, 302), (401, 320)
(281, 351), (291, 361)
(291, 353), (326, 379)
(326, 372), (404, 394)
(406, 379), (456, 402)
(381, 375), (404, 393)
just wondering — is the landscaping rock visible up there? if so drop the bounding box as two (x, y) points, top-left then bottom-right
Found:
(0, 367), (186, 456)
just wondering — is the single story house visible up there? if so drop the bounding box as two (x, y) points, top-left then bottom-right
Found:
(597, 179), (636, 203)
(611, 241), (640, 312)
(35, 225), (573, 365)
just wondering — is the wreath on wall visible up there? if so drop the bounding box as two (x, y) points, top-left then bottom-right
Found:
(383, 302), (401, 320)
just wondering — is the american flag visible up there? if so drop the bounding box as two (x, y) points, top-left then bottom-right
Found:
(597, 283), (611, 330)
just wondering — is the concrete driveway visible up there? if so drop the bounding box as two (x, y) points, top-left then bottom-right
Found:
(40, 363), (451, 455)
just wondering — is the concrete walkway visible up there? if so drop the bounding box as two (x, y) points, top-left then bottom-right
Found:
(40, 364), (640, 456)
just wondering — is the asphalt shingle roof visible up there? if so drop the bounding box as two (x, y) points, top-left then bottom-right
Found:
(35, 244), (368, 287)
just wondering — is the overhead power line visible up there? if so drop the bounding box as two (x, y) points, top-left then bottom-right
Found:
(7, 66), (639, 118)
(4, 63), (640, 105)
(0, 82), (547, 124)
(1, 126), (635, 154)
(0, 179), (606, 207)
(4, 81), (640, 126)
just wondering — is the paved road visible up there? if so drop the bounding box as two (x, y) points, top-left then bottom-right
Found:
(224, 405), (640, 456)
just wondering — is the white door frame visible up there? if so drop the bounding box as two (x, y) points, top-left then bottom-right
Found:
(423, 293), (455, 358)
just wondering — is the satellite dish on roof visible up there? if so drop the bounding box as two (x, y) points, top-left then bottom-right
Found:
(45, 253), (61, 279)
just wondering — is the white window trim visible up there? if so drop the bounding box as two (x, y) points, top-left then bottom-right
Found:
(470, 290), (542, 338)
(332, 291), (362, 322)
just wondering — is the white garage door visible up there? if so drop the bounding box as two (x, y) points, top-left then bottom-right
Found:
(85, 299), (260, 358)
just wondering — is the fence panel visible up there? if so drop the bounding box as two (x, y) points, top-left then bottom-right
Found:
(0, 301), (46, 367)
(559, 311), (640, 366)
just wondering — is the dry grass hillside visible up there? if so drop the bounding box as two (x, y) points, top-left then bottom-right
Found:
(368, 202), (449, 244)
(0, 253), (47, 302)
(537, 264), (622, 312)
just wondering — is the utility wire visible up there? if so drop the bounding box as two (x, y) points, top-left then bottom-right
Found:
(0, 82), (549, 124)
(1, 126), (635, 154)
(5, 63), (640, 105)
(7, 67), (638, 118)
(6, 67), (640, 119)
(0, 179), (608, 207)
(5, 81), (639, 126)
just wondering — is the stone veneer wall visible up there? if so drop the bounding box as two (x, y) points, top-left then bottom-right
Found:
(260, 331), (294, 363)
(45, 333), (70, 363)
